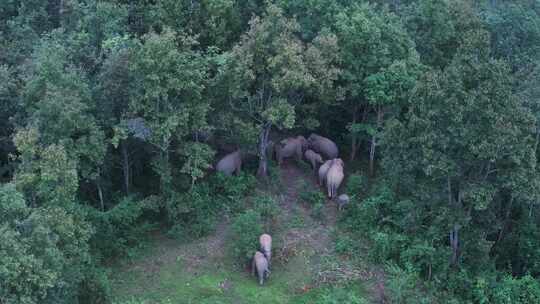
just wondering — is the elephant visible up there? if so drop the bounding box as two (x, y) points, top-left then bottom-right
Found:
(276, 136), (308, 165)
(216, 150), (242, 176)
(337, 194), (350, 210)
(326, 158), (344, 198)
(318, 159), (334, 186)
(304, 149), (324, 171)
(259, 234), (272, 266)
(308, 134), (339, 159)
(252, 251), (270, 285)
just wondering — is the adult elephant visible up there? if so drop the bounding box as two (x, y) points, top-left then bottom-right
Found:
(326, 158), (344, 198)
(308, 134), (338, 159)
(216, 150), (242, 176)
(276, 136), (307, 165)
(252, 251), (270, 285)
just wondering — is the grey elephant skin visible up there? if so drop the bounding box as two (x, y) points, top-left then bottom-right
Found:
(304, 149), (323, 171)
(276, 136), (307, 165)
(252, 251), (270, 285)
(326, 158), (344, 198)
(216, 150), (242, 176)
(259, 234), (272, 266)
(308, 134), (339, 159)
(337, 194), (350, 210)
(318, 159), (334, 185)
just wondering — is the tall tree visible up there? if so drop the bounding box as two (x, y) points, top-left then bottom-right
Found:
(335, 3), (419, 173)
(383, 28), (537, 268)
(128, 28), (209, 195)
(219, 4), (338, 177)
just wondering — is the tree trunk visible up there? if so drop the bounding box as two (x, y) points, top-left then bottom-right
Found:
(350, 107), (358, 161)
(97, 168), (105, 211)
(257, 123), (271, 178)
(121, 140), (130, 195)
(497, 196), (514, 244)
(447, 175), (459, 266)
(97, 181), (105, 212)
(450, 225), (459, 266)
(369, 108), (383, 176)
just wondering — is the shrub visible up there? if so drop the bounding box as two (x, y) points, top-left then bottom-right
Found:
(86, 196), (153, 259)
(334, 234), (358, 256)
(209, 172), (256, 214)
(300, 187), (326, 207)
(311, 202), (325, 221)
(229, 209), (264, 262)
(166, 185), (218, 240)
(345, 173), (369, 198)
(385, 263), (426, 304)
(252, 195), (280, 227)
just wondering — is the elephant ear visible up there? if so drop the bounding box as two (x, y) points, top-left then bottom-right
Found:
(262, 99), (295, 130)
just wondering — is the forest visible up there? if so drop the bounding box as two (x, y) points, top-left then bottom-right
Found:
(1, 0), (540, 303)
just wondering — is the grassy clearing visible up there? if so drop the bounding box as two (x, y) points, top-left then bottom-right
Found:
(110, 163), (370, 304)
(111, 246), (366, 304)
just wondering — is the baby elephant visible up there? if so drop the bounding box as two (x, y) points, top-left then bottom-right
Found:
(252, 251), (270, 285)
(304, 149), (324, 171)
(259, 234), (272, 266)
(337, 194), (350, 211)
(216, 150), (242, 176)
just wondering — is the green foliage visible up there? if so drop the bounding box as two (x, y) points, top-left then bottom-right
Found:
(86, 197), (153, 259)
(252, 195), (280, 225)
(166, 185), (218, 240)
(178, 142), (216, 187)
(300, 187), (326, 207)
(345, 173), (368, 198)
(0, 183), (96, 304)
(334, 234), (358, 257)
(1, 1), (540, 303)
(209, 172), (257, 214)
(299, 187), (326, 221)
(385, 263), (428, 304)
(229, 209), (264, 262)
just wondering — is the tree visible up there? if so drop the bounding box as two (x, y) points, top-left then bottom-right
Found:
(383, 28), (537, 268)
(128, 28), (209, 195)
(0, 183), (95, 304)
(335, 3), (419, 173)
(17, 35), (106, 209)
(219, 4), (338, 177)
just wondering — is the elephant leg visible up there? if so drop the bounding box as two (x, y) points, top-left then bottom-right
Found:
(327, 183), (332, 198)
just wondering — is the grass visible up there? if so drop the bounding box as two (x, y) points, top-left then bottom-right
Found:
(110, 162), (370, 304)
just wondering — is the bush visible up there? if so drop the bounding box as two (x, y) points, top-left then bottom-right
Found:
(345, 173), (369, 198)
(86, 196), (153, 259)
(252, 195), (280, 227)
(209, 172), (256, 214)
(385, 263), (428, 304)
(165, 185), (218, 240)
(334, 234), (358, 256)
(300, 187), (326, 207)
(311, 202), (325, 221)
(229, 209), (264, 262)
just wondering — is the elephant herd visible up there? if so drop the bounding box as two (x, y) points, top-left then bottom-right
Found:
(215, 134), (351, 285)
(216, 133), (348, 201)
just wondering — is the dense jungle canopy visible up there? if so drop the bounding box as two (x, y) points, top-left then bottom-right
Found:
(1, 0), (540, 303)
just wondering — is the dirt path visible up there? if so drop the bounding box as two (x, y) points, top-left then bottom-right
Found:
(278, 160), (387, 303)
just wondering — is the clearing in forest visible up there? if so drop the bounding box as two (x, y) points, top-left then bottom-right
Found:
(110, 161), (379, 304)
